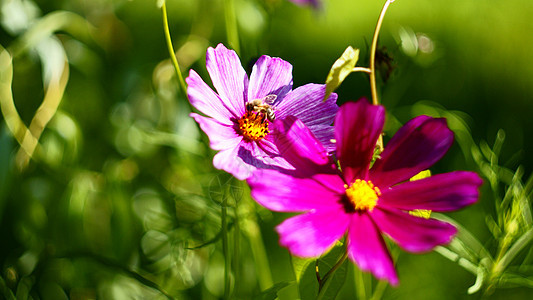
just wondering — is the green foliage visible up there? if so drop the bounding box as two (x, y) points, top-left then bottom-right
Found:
(324, 46), (360, 101)
(414, 102), (533, 295)
(253, 281), (292, 300)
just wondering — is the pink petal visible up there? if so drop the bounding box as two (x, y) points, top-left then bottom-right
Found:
(248, 55), (293, 101)
(379, 171), (482, 212)
(238, 140), (294, 172)
(370, 116), (453, 188)
(276, 208), (350, 257)
(186, 70), (236, 122)
(347, 212), (398, 285)
(289, 0), (321, 8)
(190, 113), (242, 151)
(273, 116), (336, 174)
(206, 44), (247, 117)
(248, 169), (345, 212)
(335, 100), (385, 184)
(307, 125), (335, 152)
(276, 84), (338, 128)
(372, 207), (457, 253)
(213, 144), (254, 180)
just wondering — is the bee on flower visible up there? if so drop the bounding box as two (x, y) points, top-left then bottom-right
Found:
(187, 44), (338, 180)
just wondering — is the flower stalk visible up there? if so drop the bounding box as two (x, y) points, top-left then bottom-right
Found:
(224, 0), (240, 55)
(369, 0), (395, 107)
(161, 2), (188, 98)
(369, 0), (395, 151)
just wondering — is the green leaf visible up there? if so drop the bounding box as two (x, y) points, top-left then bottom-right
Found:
(298, 260), (318, 300)
(324, 46), (360, 101)
(0, 276), (15, 300)
(15, 276), (34, 300)
(252, 281), (292, 300)
(298, 245), (347, 300)
(0, 127), (14, 224)
(291, 256), (315, 283)
(316, 261), (348, 300)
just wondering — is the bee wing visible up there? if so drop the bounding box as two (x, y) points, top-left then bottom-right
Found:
(263, 94), (277, 105)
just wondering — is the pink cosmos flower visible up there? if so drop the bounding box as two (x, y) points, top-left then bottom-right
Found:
(247, 99), (482, 285)
(289, 0), (321, 8)
(187, 44), (338, 180)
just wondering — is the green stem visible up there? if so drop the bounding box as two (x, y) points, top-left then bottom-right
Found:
(221, 196), (231, 299)
(232, 193), (241, 295)
(370, 280), (388, 300)
(353, 67), (372, 74)
(161, 2), (188, 98)
(369, 0), (395, 106)
(493, 227), (533, 277)
(369, 0), (394, 151)
(354, 265), (367, 300)
(242, 197), (273, 290)
(224, 0), (240, 55)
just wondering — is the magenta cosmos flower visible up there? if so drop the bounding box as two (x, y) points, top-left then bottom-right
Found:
(187, 44), (338, 180)
(247, 99), (482, 285)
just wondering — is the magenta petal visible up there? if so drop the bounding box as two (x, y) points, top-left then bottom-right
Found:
(248, 55), (293, 101)
(206, 44), (247, 117)
(186, 70), (236, 122)
(213, 144), (253, 180)
(273, 116), (335, 174)
(370, 116), (453, 188)
(276, 208), (350, 257)
(372, 207), (457, 253)
(379, 171), (482, 212)
(276, 84), (338, 128)
(190, 113), (242, 151)
(248, 169), (344, 212)
(347, 212), (398, 286)
(335, 100), (385, 184)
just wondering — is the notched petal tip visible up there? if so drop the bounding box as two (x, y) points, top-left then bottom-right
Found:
(370, 115), (455, 188)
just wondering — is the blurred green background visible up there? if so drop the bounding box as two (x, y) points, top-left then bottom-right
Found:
(1, 0), (532, 299)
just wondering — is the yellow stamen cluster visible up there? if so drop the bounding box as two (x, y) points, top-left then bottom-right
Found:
(238, 111), (270, 141)
(345, 179), (381, 212)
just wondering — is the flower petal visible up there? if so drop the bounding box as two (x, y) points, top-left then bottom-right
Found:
(379, 171), (482, 212)
(370, 116), (453, 188)
(273, 116), (336, 174)
(206, 44), (247, 117)
(190, 113), (242, 150)
(248, 55), (293, 101)
(186, 70), (236, 123)
(276, 84), (338, 128)
(347, 212), (398, 286)
(213, 144), (254, 180)
(335, 100), (385, 184)
(276, 208), (350, 257)
(372, 207), (457, 253)
(238, 140), (294, 172)
(248, 169), (344, 212)
(307, 125), (335, 152)
(289, 0), (321, 8)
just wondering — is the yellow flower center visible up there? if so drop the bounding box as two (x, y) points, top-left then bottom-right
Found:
(238, 111), (270, 141)
(345, 179), (381, 212)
